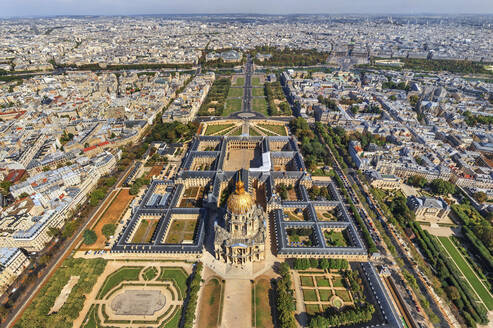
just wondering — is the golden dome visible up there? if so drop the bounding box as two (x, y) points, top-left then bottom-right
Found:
(227, 180), (254, 215)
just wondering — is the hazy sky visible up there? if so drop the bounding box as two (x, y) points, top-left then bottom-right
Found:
(2, 0), (493, 17)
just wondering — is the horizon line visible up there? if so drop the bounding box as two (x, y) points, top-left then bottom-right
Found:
(2, 12), (493, 19)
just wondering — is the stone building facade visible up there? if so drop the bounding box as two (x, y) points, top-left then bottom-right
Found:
(214, 179), (266, 265)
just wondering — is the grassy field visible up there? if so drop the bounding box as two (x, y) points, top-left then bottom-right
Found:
(234, 77), (245, 86)
(227, 87), (244, 98)
(249, 127), (262, 136)
(97, 266), (142, 299)
(131, 219), (159, 243)
(223, 98), (242, 116)
(18, 258), (106, 328)
(256, 123), (287, 136)
(305, 304), (320, 315)
(251, 97), (268, 116)
(324, 230), (349, 247)
(158, 267), (188, 299)
(251, 76), (263, 86)
(143, 266), (158, 281)
(437, 236), (493, 310)
(316, 277), (330, 287)
(302, 288), (318, 301)
(300, 276), (315, 287)
(164, 219), (197, 244)
(331, 275), (345, 288)
(204, 123), (235, 136)
(252, 87), (264, 97)
(254, 278), (274, 328)
(198, 278), (223, 328)
(229, 126), (243, 136)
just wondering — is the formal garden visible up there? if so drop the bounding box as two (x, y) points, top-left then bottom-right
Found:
(81, 265), (190, 328)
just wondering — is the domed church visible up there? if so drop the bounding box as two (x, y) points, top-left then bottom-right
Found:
(214, 177), (266, 265)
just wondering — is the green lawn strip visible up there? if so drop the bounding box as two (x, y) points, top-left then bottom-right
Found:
(438, 236), (493, 310)
(158, 267), (188, 299)
(162, 307), (181, 328)
(300, 276), (315, 287)
(257, 124), (287, 136)
(251, 98), (268, 116)
(227, 87), (244, 98)
(334, 289), (351, 302)
(302, 288), (318, 301)
(315, 277), (330, 287)
(234, 77), (245, 86)
(223, 98), (242, 116)
(251, 77), (262, 86)
(249, 127), (262, 136)
(229, 126), (243, 136)
(305, 303), (321, 315)
(97, 266), (142, 299)
(318, 289), (332, 301)
(204, 123), (235, 136)
(143, 266), (158, 281)
(219, 125), (238, 136)
(331, 276), (345, 288)
(82, 304), (99, 328)
(252, 87), (264, 97)
(253, 278), (274, 328)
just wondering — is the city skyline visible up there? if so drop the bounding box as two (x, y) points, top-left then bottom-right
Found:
(2, 0), (493, 18)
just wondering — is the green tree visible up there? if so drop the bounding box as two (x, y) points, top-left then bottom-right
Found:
(82, 229), (97, 245)
(429, 179), (455, 195)
(473, 191), (487, 203)
(102, 224), (116, 239)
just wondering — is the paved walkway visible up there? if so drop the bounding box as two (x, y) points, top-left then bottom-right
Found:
(221, 279), (251, 328)
(291, 271), (308, 327)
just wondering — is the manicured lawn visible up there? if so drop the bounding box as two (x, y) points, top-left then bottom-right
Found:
(300, 276), (314, 287)
(165, 219), (197, 244)
(319, 289), (332, 301)
(204, 123), (235, 136)
(229, 127), (243, 136)
(82, 304), (99, 328)
(158, 267), (188, 299)
(335, 289), (351, 302)
(257, 124), (287, 136)
(331, 276), (345, 288)
(143, 267), (158, 281)
(227, 87), (244, 98)
(163, 308), (182, 328)
(254, 278), (274, 328)
(324, 230), (349, 247)
(97, 266), (142, 299)
(249, 127), (262, 136)
(223, 98), (242, 116)
(252, 87), (264, 97)
(305, 304), (321, 315)
(198, 278), (223, 328)
(302, 288), (318, 302)
(234, 77), (245, 86)
(131, 219), (159, 243)
(438, 236), (493, 310)
(251, 97), (268, 116)
(315, 277), (330, 287)
(251, 76), (263, 86)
